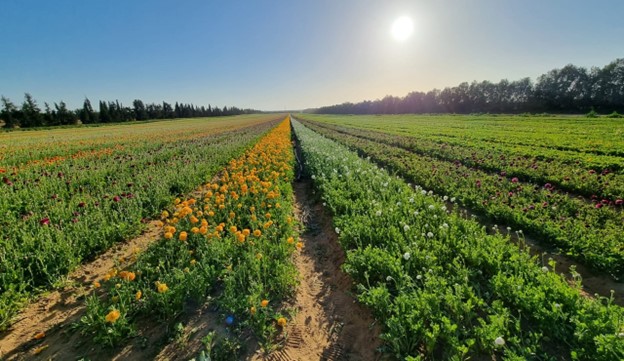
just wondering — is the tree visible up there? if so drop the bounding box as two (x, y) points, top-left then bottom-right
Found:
(80, 98), (95, 124)
(1, 96), (20, 128)
(99, 101), (111, 123)
(21, 93), (43, 127)
(133, 99), (147, 120)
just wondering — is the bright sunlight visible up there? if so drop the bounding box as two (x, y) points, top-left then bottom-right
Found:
(391, 16), (414, 42)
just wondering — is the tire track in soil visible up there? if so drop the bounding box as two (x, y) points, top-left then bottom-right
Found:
(249, 179), (382, 361)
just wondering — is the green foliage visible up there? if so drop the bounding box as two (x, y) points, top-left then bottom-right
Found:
(292, 118), (624, 360)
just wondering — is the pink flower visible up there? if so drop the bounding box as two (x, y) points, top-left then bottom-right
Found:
(595, 203), (603, 209)
(511, 177), (519, 183)
(113, 196), (121, 202)
(615, 199), (623, 205)
(39, 218), (50, 226)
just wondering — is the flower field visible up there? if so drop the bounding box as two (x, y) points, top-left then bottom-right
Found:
(0, 115), (281, 330)
(292, 117), (624, 360)
(78, 116), (298, 353)
(296, 114), (624, 280)
(2, 113), (624, 360)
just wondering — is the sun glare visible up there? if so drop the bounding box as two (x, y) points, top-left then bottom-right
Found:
(391, 16), (414, 42)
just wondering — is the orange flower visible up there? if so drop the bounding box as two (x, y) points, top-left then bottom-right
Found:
(93, 281), (101, 288)
(164, 232), (173, 239)
(119, 271), (136, 281)
(179, 231), (188, 241)
(242, 229), (250, 236)
(260, 299), (269, 308)
(277, 317), (287, 327)
(105, 309), (121, 323)
(230, 225), (237, 233)
(191, 227), (200, 234)
(253, 229), (262, 237)
(34, 331), (45, 340)
(296, 242), (303, 250)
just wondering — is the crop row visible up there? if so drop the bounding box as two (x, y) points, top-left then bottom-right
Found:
(292, 118), (624, 360)
(304, 119), (624, 201)
(298, 118), (624, 280)
(0, 117), (279, 330)
(309, 114), (624, 157)
(78, 117), (298, 354)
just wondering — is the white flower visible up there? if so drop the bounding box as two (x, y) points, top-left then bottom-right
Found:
(376, 210), (382, 217)
(427, 232), (434, 238)
(441, 206), (447, 211)
(416, 274), (422, 280)
(442, 223), (449, 228)
(421, 190), (427, 195)
(404, 225), (410, 232)
(443, 195), (448, 201)
(618, 332), (624, 338)
(409, 197), (414, 203)
(541, 266), (549, 273)
(494, 336), (505, 346)
(450, 197), (456, 202)
(386, 276), (393, 282)
(311, 174), (316, 179)
(428, 205), (435, 210)
(335, 227), (341, 234)
(403, 252), (411, 260)
(396, 201), (402, 206)
(322, 202), (326, 206)
(507, 227), (512, 231)
(413, 211), (419, 216)
(428, 191), (433, 195)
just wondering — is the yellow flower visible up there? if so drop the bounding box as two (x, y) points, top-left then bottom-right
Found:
(119, 271), (136, 281)
(164, 232), (173, 239)
(230, 225), (238, 233)
(277, 317), (287, 327)
(261, 299), (269, 308)
(156, 281), (169, 293)
(135, 290), (142, 300)
(250, 306), (257, 315)
(161, 210), (169, 219)
(287, 237), (294, 244)
(191, 227), (200, 234)
(296, 242), (303, 250)
(253, 229), (262, 237)
(105, 309), (121, 323)
(190, 259), (197, 266)
(256, 253), (263, 260)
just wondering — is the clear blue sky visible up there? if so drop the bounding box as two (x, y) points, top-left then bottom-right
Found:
(1, 0), (623, 111)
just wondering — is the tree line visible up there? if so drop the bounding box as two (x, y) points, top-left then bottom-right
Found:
(0, 95), (257, 128)
(310, 58), (624, 115)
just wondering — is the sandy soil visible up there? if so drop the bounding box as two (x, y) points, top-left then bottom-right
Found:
(247, 179), (382, 361)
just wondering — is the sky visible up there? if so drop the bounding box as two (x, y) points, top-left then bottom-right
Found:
(1, 0), (623, 111)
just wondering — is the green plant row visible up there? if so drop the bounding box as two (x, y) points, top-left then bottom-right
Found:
(79, 118), (298, 356)
(299, 118), (624, 280)
(303, 114), (624, 157)
(292, 118), (624, 360)
(304, 119), (624, 201)
(0, 117), (279, 331)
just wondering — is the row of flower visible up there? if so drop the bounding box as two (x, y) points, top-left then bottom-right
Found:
(299, 117), (624, 280)
(78, 117), (299, 354)
(0, 116), (279, 331)
(303, 118), (624, 201)
(292, 118), (624, 360)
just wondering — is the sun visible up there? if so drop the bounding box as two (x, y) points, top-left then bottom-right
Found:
(391, 16), (414, 42)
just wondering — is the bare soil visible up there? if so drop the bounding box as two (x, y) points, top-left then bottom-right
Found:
(247, 179), (382, 361)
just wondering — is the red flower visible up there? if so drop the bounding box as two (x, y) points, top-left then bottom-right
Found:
(113, 196), (121, 202)
(39, 218), (50, 226)
(595, 203), (603, 209)
(615, 199), (623, 205)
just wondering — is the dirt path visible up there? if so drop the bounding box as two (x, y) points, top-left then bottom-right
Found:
(248, 179), (382, 361)
(0, 220), (166, 360)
